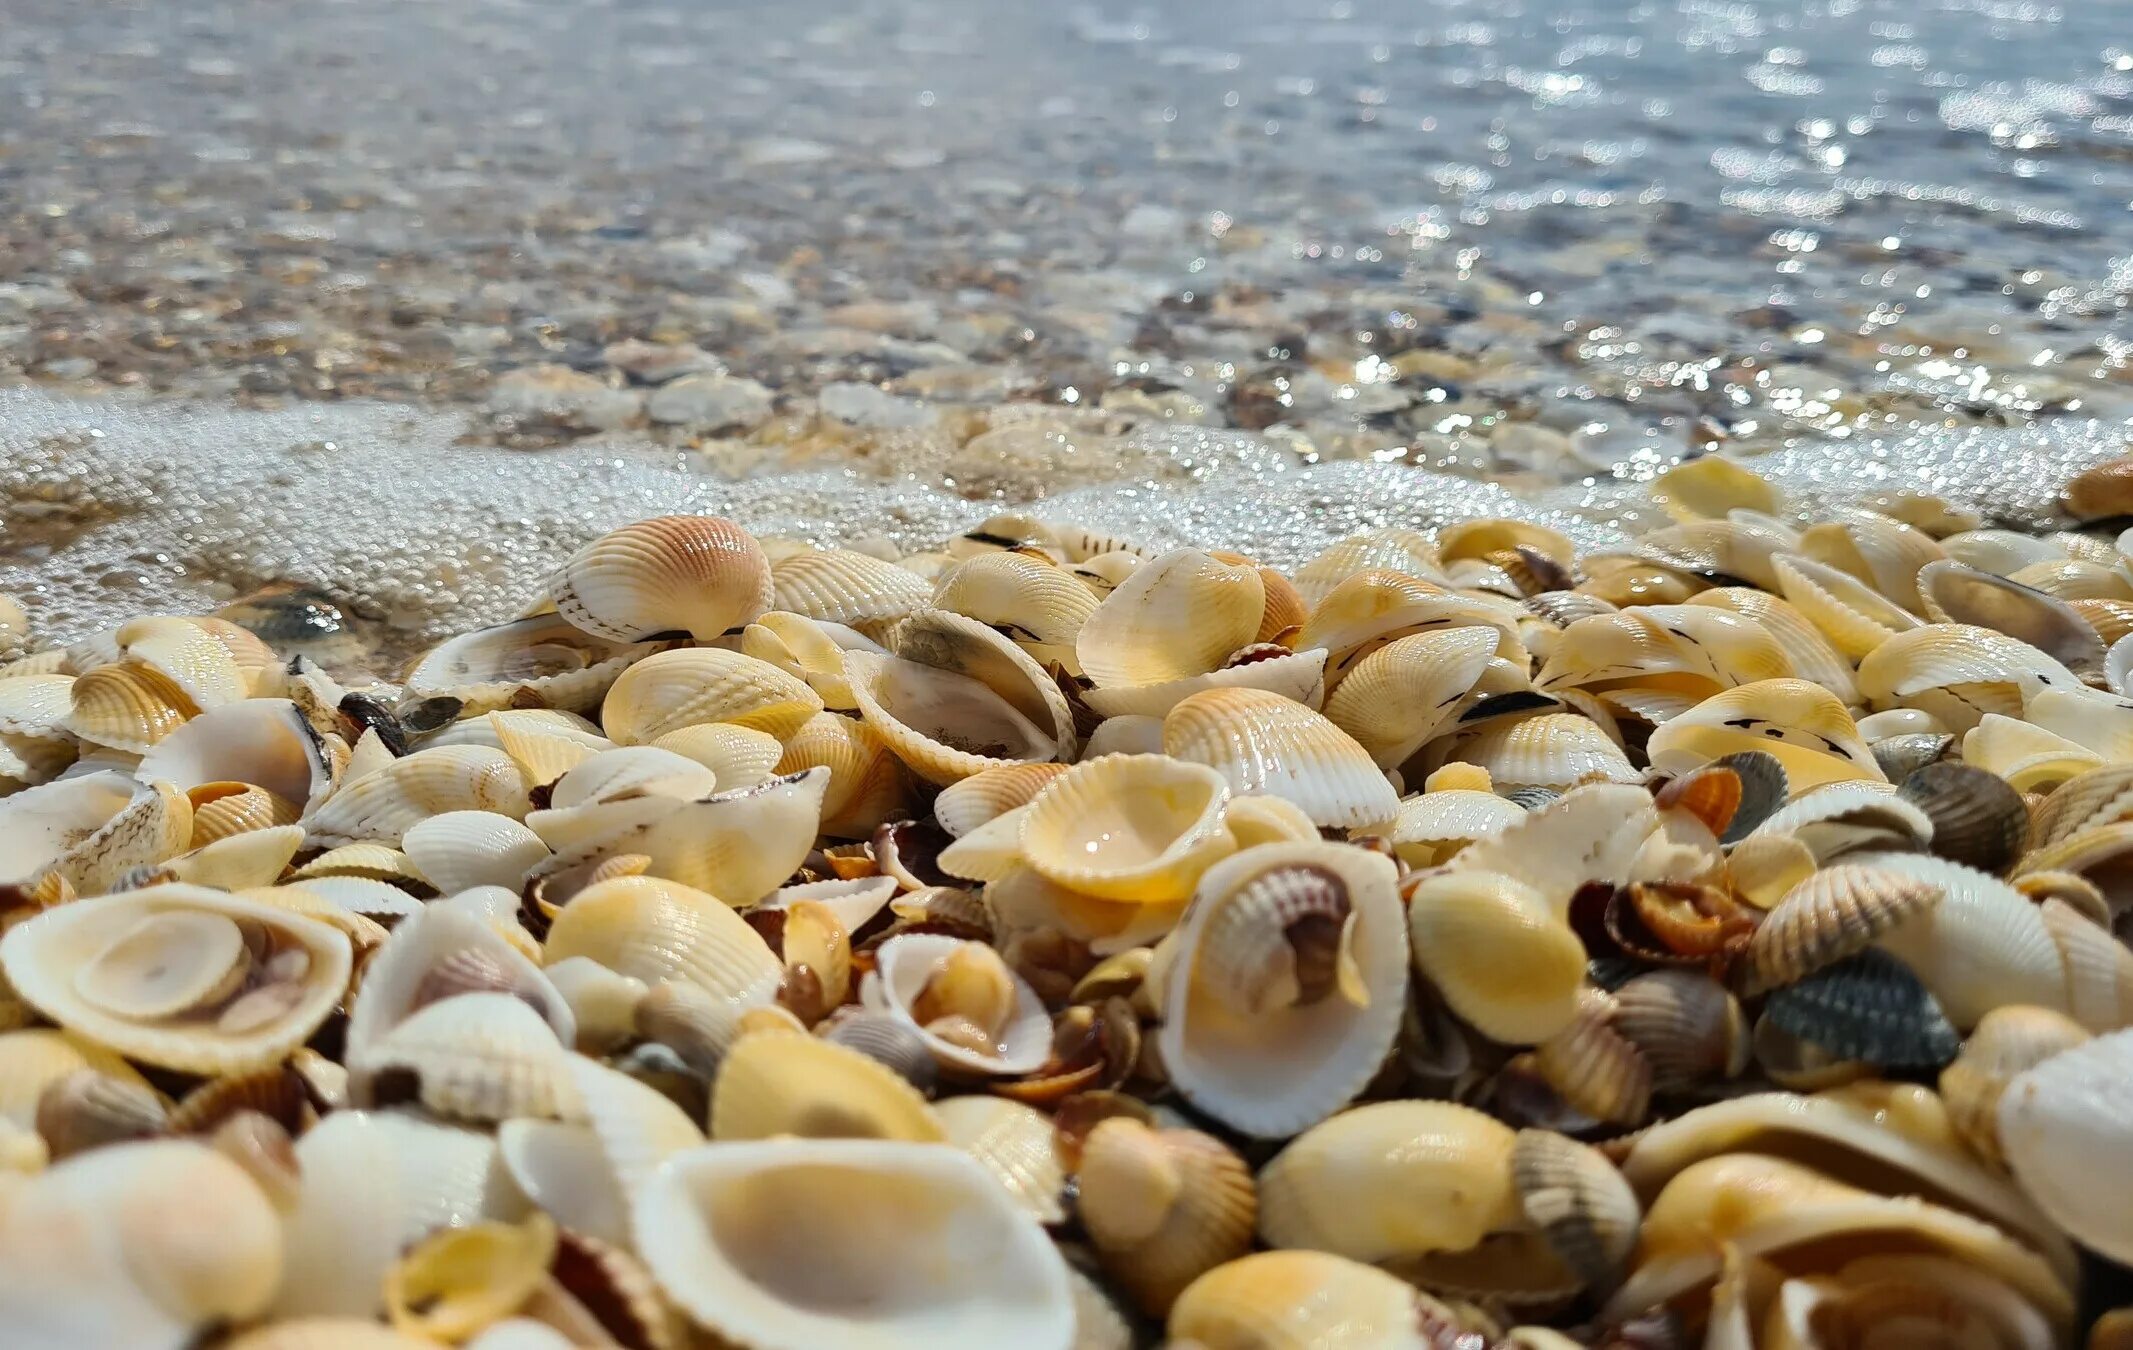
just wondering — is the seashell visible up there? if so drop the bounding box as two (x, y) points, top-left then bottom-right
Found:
(2011, 557), (2133, 602)
(2063, 457), (2133, 522)
(2075, 598), (2133, 652)
(1157, 841), (1407, 1137)
(1917, 560), (2107, 682)
(1073, 548), (1264, 690)
(1530, 993), (1652, 1126)
(1017, 755), (1232, 902)
(622, 768), (829, 905)
(1440, 517), (1577, 568)
(1773, 551), (1923, 660)
(549, 516), (773, 643)
(1611, 969), (1749, 1089)
(275, 1109), (528, 1318)
(1874, 731), (1956, 782)
(0, 771), (193, 896)
(1719, 751), (1791, 842)
(775, 710), (913, 840)
(1859, 707), (1947, 739)
(545, 875), (782, 1007)
(1510, 1128), (1641, 1292)
(1293, 528), (1447, 605)
(845, 643), (1070, 789)
(1383, 788), (1524, 868)
(1967, 713), (2107, 792)
(1078, 1116), (1256, 1316)
(184, 782), (302, 847)
(1406, 869), (1585, 1046)
(1687, 585), (1859, 705)
(1298, 570), (1526, 686)
(539, 956), (645, 1055)
(165, 1065), (311, 1138)
(1898, 761), (2027, 873)
(1323, 627), (1498, 770)
(1763, 948), (1962, 1067)
(1856, 623), (2082, 733)
(1650, 455), (1781, 524)
(2026, 762), (2133, 849)
(1798, 508), (1946, 611)
(771, 547), (932, 630)
(1941, 1005), (2092, 1167)
(385, 1212), (557, 1344)
(0, 886), (350, 1075)
(1080, 713), (1164, 759)
(2023, 684), (2133, 765)
(1606, 1153), (2072, 1331)
(711, 1027), (944, 1142)
(1163, 688), (1397, 829)
(224, 1322), (436, 1349)
(34, 1068), (170, 1160)
(1578, 558), (1705, 606)
(115, 616), (256, 707)
(633, 1139), (1074, 1350)
(1744, 862), (1943, 993)
(931, 1095), (1064, 1224)
(861, 934), (1052, 1076)
(1536, 605), (1790, 696)
(650, 720), (784, 788)
(1168, 1250), (1459, 1350)
(1445, 781), (1659, 917)
(398, 812), (547, 896)
(741, 610), (881, 711)
(1857, 851), (2070, 1027)
(521, 748), (718, 863)
(353, 990), (575, 1122)
(600, 647), (823, 745)
(1999, 1027), (2133, 1266)
(934, 761), (1071, 838)
(1078, 644), (1328, 721)
(304, 744), (525, 847)
(1256, 1099), (1517, 1264)
(0, 1139), (284, 1346)
(821, 1009), (940, 1093)
(932, 551), (1099, 672)
(286, 841), (425, 884)
(404, 614), (653, 716)
(1446, 710), (1639, 791)
(1647, 679), (1883, 792)
(2014, 869), (2113, 929)
(2039, 896), (2133, 1032)
(65, 660), (200, 753)
(347, 900), (573, 1054)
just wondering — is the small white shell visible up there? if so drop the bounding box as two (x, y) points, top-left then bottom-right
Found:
(402, 812), (551, 893)
(860, 934), (1053, 1076)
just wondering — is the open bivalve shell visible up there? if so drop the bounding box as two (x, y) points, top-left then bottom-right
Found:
(404, 614), (656, 715)
(860, 934), (1053, 1077)
(0, 769), (192, 896)
(0, 885), (351, 1075)
(1154, 840), (1408, 1137)
(136, 697), (338, 817)
(632, 1139), (1075, 1350)
(845, 608), (1076, 786)
(1017, 754), (1233, 902)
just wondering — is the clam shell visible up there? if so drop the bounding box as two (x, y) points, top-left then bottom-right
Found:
(649, 720), (783, 787)
(1079, 645), (1328, 721)
(66, 661), (199, 753)
(2039, 896), (2133, 1032)
(1856, 624), (2083, 733)
(354, 990), (574, 1122)
(932, 551), (1099, 667)
(0, 770), (193, 895)
(1646, 678), (1883, 792)
(1535, 605), (1791, 695)
(2024, 684), (2133, 764)
(771, 548), (932, 630)
(821, 1009), (940, 1093)
(1610, 969), (1749, 1089)
(1168, 1250), (1453, 1350)
(1157, 841), (1406, 1137)
(1944, 528), (2073, 577)
(33, 1067), (169, 1160)
(632, 1139), (1075, 1350)
(775, 711), (912, 841)
(1163, 688), (1397, 830)
(711, 1028), (944, 1142)
(1382, 788), (1524, 868)
(1855, 850), (2070, 1028)
(934, 762), (1071, 838)
(628, 768), (829, 905)
(402, 811), (550, 893)
(1257, 1099), (1517, 1264)
(1445, 782), (1659, 915)
(1078, 1116), (1256, 1316)
(1798, 508), (1945, 611)
(1744, 862), (1943, 993)
(1939, 1005), (2092, 1167)
(1772, 551), (1923, 660)
(1510, 1129), (1641, 1292)
(1018, 754), (1232, 902)
(549, 515), (773, 643)
(1074, 548), (1265, 689)
(2027, 762), (2133, 847)
(1293, 528), (1446, 605)
(933, 1095), (1065, 1225)
(601, 648), (823, 745)
(116, 617), (253, 708)
(1298, 571), (1525, 686)
(1897, 761), (2027, 873)
(304, 744), (526, 847)
(1323, 627), (1499, 770)
(0, 1028), (153, 1138)
(1446, 711), (1638, 791)
(404, 615), (653, 716)
(1407, 870), (1586, 1045)
(1637, 515), (1798, 589)
(1764, 948), (1962, 1067)
(1917, 560), (2107, 682)
(1999, 1027), (2133, 1266)
(860, 934), (1053, 1076)
(1080, 713), (1164, 759)
(1531, 992), (1652, 1126)
(844, 650), (1063, 788)
(742, 611), (877, 710)
(0, 885), (351, 1075)
(1874, 731), (1958, 782)
(1688, 586), (1860, 705)
(543, 875), (782, 1007)
(346, 903), (573, 1062)
(185, 782), (302, 847)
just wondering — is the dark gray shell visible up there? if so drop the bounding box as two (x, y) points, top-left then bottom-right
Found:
(1763, 949), (1960, 1069)
(1899, 760), (2028, 874)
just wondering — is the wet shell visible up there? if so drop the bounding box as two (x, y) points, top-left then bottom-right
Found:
(1998, 1027), (2133, 1266)
(601, 647), (823, 745)
(1857, 851), (2070, 1028)
(1163, 688), (1397, 829)
(1856, 624), (2082, 732)
(400, 810), (549, 893)
(1650, 455), (1780, 523)
(1157, 841), (1407, 1137)
(139, 697), (339, 817)
(1257, 1099), (1518, 1264)
(305, 744), (526, 847)
(0, 886), (351, 1075)
(1610, 970), (1750, 1089)
(404, 614), (653, 716)
(1406, 870), (1586, 1045)
(1447, 711), (1638, 791)
(1772, 551), (1924, 661)
(710, 1028), (944, 1142)
(1940, 1005), (2092, 1167)
(1687, 586), (1859, 705)
(1298, 571), (1525, 685)
(650, 719), (784, 788)
(1323, 626), (1499, 770)
(1917, 560), (2107, 682)
(1511, 1128), (1642, 1292)
(543, 875), (782, 1007)
(1293, 528), (1446, 605)
(770, 712), (904, 842)
(1078, 1116), (1256, 1316)
(115, 617), (253, 708)
(821, 1009), (940, 1093)
(1446, 781), (1659, 915)
(1798, 508), (1946, 612)
(550, 515), (774, 643)
(1383, 788), (1524, 869)
(626, 768), (829, 905)
(1646, 678), (1883, 792)
(1535, 605), (1790, 695)
(632, 1139), (1074, 1350)
(66, 661), (198, 753)
(931, 551), (1099, 667)
(742, 610), (880, 711)
(1075, 548), (1265, 689)
(1079, 644), (1329, 722)
(861, 934), (1054, 1076)
(934, 762), (1072, 838)
(1019, 754), (1232, 902)
(1763, 948), (1962, 1068)
(771, 548), (932, 629)
(1744, 862), (1943, 993)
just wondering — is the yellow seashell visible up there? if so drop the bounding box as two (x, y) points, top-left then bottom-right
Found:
(1018, 754), (1233, 902)
(771, 547), (932, 629)
(1687, 586), (1859, 705)
(1646, 679), (1883, 792)
(1939, 1005), (2091, 1167)
(1297, 570), (1524, 685)
(1323, 627), (1499, 770)
(1079, 1116), (1256, 1316)
(1439, 518), (1577, 568)
(1445, 711), (1639, 792)
(304, 744), (527, 848)
(932, 551), (1099, 673)
(1292, 528), (1447, 606)
(66, 661), (199, 753)
(487, 708), (612, 785)
(1169, 1250), (1461, 1350)
(1075, 548), (1266, 689)
(1531, 992), (1652, 1126)
(1963, 714), (2103, 792)
(601, 647), (824, 745)
(1406, 870), (1586, 1045)
(1164, 687), (1397, 830)
(1534, 605), (1792, 696)
(185, 782), (301, 848)
(742, 609), (873, 710)
(385, 1212), (557, 1342)
(550, 515), (774, 643)
(543, 875), (781, 1005)
(1798, 509), (1946, 612)
(845, 609), (1076, 786)
(710, 1029), (944, 1142)
(1649, 455), (1780, 523)
(115, 617), (251, 711)
(933, 761), (1072, 838)
(776, 711), (912, 841)
(650, 720), (784, 788)
(933, 1095), (1067, 1225)
(1772, 551), (1923, 660)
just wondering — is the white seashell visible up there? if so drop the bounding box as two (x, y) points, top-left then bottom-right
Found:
(1080, 646), (1328, 721)
(771, 548), (934, 629)
(2022, 686), (2133, 764)
(1163, 688), (1398, 830)
(164, 823), (307, 891)
(1798, 508), (1946, 611)
(1081, 714), (1165, 759)
(1962, 715), (2105, 794)
(630, 768), (830, 904)
(1293, 529), (1447, 605)
(844, 650), (1063, 787)
(483, 709), (613, 786)
(1383, 789), (1525, 868)
(648, 721), (784, 787)
(352, 991), (576, 1122)
(115, 617), (250, 710)
(1447, 712), (1640, 791)
(741, 611), (882, 711)
(402, 811), (551, 893)
(404, 615), (654, 716)
(1324, 627), (1499, 770)
(933, 1095), (1068, 1225)
(346, 904), (574, 1063)
(542, 875), (782, 1008)
(1448, 782), (1660, 918)
(931, 551), (1099, 672)
(304, 745), (526, 847)
(0, 770), (192, 896)
(1942, 529), (2068, 578)
(861, 934), (1054, 1076)
(1075, 548), (1265, 689)
(1854, 851), (2070, 1028)
(1748, 785), (1932, 863)
(1687, 587), (1859, 705)
(549, 515), (774, 643)
(1998, 1028), (2133, 1266)
(633, 1139), (1074, 1350)
(934, 762), (1073, 838)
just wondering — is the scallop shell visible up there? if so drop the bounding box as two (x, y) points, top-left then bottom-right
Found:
(1744, 862), (1943, 993)
(1293, 529), (1447, 605)
(931, 551), (1098, 671)
(632, 1139), (1074, 1350)
(1078, 1116), (1256, 1316)
(775, 711), (913, 841)
(1798, 508), (1946, 611)
(1916, 560), (2107, 682)
(543, 875), (782, 1007)
(933, 1095), (1064, 1224)
(1257, 1099), (1518, 1264)
(934, 762), (1072, 838)
(771, 548), (932, 630)
(600, 647), (823, 745)
(1163, 688), (1397, 830)
(549, 515), (773, 643)
(1939, 1005), (2092, 1167)
(1156, 841), (1407, 1137)
(711, 1028), (944, 1143)
(1079, 645), (1328, 721)
(0, 771), (193, 896)
(1687, 586), (1859, 705)
(1018, 754), (1232, 902)
(305, 744), (525, 847)
(1323, 627), (1499, 770)
(138, 697), (339, 817)
(1406, 870), (1587, 1045)
(1510, 1128), (1641, 1292)
(66, 661), (198, 753)
(1445, 711), (1639, 791)
(1646, 678), (1883, 792)
(1073, 548), (1265, 690)
(1773, 551), (1923, 660)
(404, 615), (653, 716)
(1855, 851), (2070, 1027)
(0, 886), (351, 1075)
(1999, 1028), (2133, 1266)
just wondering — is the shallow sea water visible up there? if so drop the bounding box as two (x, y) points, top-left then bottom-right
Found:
(1, 0), (2129, 656)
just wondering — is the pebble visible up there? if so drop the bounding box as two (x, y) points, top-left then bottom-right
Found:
(600, 340), (724, 386)
(817, 382), (936, 429)
(486, 365), (642, 434)
(644, 373), (775, 431)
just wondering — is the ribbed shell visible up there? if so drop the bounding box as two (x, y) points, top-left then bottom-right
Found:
(1917, 560), (2106, 681)
(1078, 1117), (1256, 1316)
(138, 697), (338, 815)
(1939, 1006), (2091, 1168)
(933, 762), (1072, 837)
(66, 661), (198, 753)
(1961, 714), (2102, 792)
(2028, 763), (2133, 847)
(184, 784), (301, 848)
(1745, 862), (1943, 993)
(1511, 1129), (1642, 1291)
(1646, 678), (1883, 792)
(1636, 516), (1794, 589)
(401, 811), (551, 893)
(600, 648), (823, 745)
(1763, 949), (1961, 1067)
(710, 1030), (944, 1143)
(1018, 754), (1232, 902)
(771, 548), (933, 628)
(2039, 898), (2133, 1032)
(1772, 551), (1924, 660)
(1856, 623), (2081, 714)
(775, 712), (911, 840)
(1293, 529), (1446, 605)
(1163, 688), (1398, 830)
(0, 771), (192, 898)
(304, 745), (526, 847)
(1323, 627), (1497, 770)
(403, 614), (651, 716)
(1611, 970), (1749, 1089)
(1686, 586), (1859, 705)
(1853, 851), (2070, 1028)
(1450, 712), (1638, 791)
(1998, 1027), (2133, 1266)
(356, 991), (575, 1122)
(931, 552), (1099, 648)
(843, 638), (1067, 788)
(1897, 760), (2028, 873)
(1798, 508), (1945, 611)
(649, 720), (785, 788)
(543, 876), (782, 1007)
(1080, 645), (1328, 721)
(0, 672), (75, 740)
(1535, 606), (1790, 694)
(933, 1096), (1065, 1224)
(1075, 548), (1265, 689)
(859, 933), (1054, 1076)
(549, 515), (774, 643)
(115, 617), (250, 710)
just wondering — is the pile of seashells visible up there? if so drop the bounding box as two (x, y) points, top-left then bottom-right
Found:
(7, 454), (2133, 1349)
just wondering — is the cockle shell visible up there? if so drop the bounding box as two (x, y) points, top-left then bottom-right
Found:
(934, 761), (1072, 838)
(1155, 841), (1407, 1137)
(1852, 851), (2069, 1028)
(770, 548), (932, 630)
(1646, 678), (1883, 792)
(1079, 645), (1329, 721)
(1917, 560), (2108, 683)
(1649, 455), (1781, 523)
(1687, 586), (1860, 705)
(1297, 570), (1525, 685)
(1534, 605), (1790, 696)
(549, 515), (773, 643)
(2037, 897), (2133, 1032)
(742, 610), (880, 710)
(1747, 784), (1932, 863)
(404, 614), (654, 716)
(0, 770), (192, 896)
(1940, 1005), (2092, 1167)
(353, 990), (575, 1123)
(1610, 970), (1750, 1089)
(1168, 1250), (1460, 1350)
(1017, 754), (1233, 902)
(65, 660), (201, 753)
(931, 551), (1099, 671)
(401, 811), (550, 892)
(1406, 870), (1587, 1045)
(1074, 548), (1264, 690)
(1898, 760), (2029, 874)
(136, 699), (338, 819)
(1078, 1116), (1256, 1316)
(1446, 782), (1659, 916)
(1772, 551), (1924, 660)
(1511, 1128), (1642, 1292)
(845, 629), (1073, 787)
(1382, 788), (1524, 868)
(0, 886), (351, 1075)
(304, 744), (526, 847)
(1997, 1029), (2133, 1268)
(1292, 528), (1447, 605)
(933, 1095), (1065, 1224)
(183, 782), (301, 847)
(710, 1027), (945, 1143)
(1323, 626), (1499, 771)
(1443, 710), (1639, 791)
(1943, 528), (2071, 578)
(1798, 507), (1946, 612)
(775, 711), (912, 841)
(633, 1139), (1075, 1350)
(543, 875), (782, 1008)
(1531, 990), (1653, 1126)
(601, 647), (823, 745)
(1744, 863), (1943, 993)
(1763, 949), (1961, 1068)
(1163, 688), (1397, 830)
(618, 768), (829, 905)
(494, 1058), (702, 1253)
(1856, 624), (2082, 734)
(861, 933), (1053, 1076)
(346, 903), (574, 1064)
